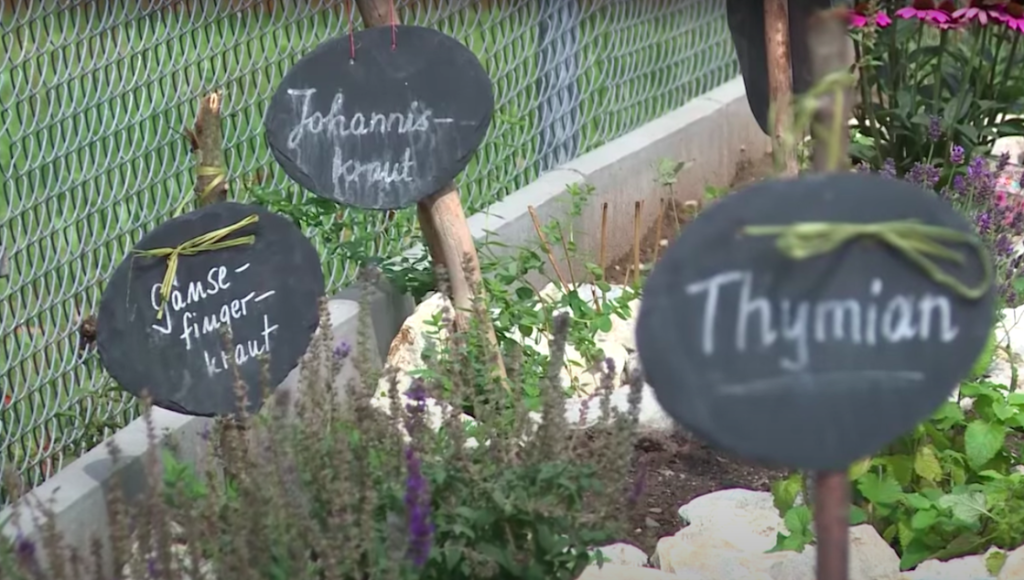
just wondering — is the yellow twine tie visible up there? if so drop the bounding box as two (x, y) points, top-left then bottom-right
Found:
(743, 220), (993, 300)
(173, 165), (227, 217)
(135, 214), (259, 319)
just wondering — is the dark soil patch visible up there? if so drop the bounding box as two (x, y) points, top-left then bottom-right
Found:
(601, 153), (786, 558)
(616, 430), (791, 557)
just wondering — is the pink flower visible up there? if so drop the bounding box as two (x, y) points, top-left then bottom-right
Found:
(896, 0), (952, 23)
(849, 4), (893, 27)
(953, 0), (1002, 25)
(996, 0), (1024, 31)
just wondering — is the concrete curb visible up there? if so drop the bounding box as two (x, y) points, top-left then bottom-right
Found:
(0, 77), (769, 559)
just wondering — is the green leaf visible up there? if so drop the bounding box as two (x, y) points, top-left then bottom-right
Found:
(914, 445), (944, 482)
(849, 505), (868, 526)
(986, 551), (1008, 576)
(857, 473), (904, 505)
(783, 505), (813, 536)
(771, 473), (804, 513)
(910, 509), (939, 530)
(593, 314), (612, 334)
(937, 492), (987, 526)
(515, 286), (535, 301)
(964, 420), (1006, 470)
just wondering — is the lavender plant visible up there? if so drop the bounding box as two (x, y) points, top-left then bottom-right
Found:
(857, 131), (1024, 306)
(0, 263), (643, 580)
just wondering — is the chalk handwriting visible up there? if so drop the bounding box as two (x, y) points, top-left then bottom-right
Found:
(285, 88), (454, 191)
(147, 263), (280, 376)
(686, 271), (960, 371)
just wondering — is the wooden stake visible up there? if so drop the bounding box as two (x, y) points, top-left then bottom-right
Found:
(353, 0), (507, 385)
(652, 198), (665, 264)
(528, 205), (568, 290)
(806, 12), (855, 580)
(599, 202), (609, 275)
(194, 91), (228, 207)
(765, 0), (799, 176)
(630, 200), (642, 287)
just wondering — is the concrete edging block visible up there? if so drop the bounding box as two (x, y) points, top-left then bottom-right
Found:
(0, 76), (768, 561)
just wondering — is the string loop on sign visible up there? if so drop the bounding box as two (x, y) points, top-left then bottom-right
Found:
(743, 219), (993, 300)
(135, 214), (259, 319)
(173, 165), (226, 217)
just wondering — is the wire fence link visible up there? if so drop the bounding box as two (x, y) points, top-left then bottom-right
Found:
(0, 0), (738, 502)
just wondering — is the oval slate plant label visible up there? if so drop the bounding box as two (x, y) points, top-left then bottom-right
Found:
(97, 202), (325, 417)
(264, 25), (494, 210)
(636, 173), (995, 470)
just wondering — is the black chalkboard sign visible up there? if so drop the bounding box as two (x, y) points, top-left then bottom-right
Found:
(636, 173), (995, 470)
(96, 202), (325, 417)
(726, 0), (835, 136)
(264, 25), (494, 210)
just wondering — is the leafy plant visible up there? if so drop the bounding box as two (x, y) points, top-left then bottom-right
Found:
(1, 268), (643, 580)
(771, 369), (1024, 572)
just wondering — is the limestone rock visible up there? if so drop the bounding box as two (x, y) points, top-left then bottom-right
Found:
(653, 490), (901, 580)
(998, 542), (1024, 580)
(905, 549), (1000, 580)
(576, 563), (685, 580)
(591, 542), (649, 567)
(767, 525), (901, 580)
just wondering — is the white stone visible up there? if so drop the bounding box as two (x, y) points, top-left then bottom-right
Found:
(563, 384), (674, 432)
(766, 525), (901, 580)
(590, 542), (649, 567)
(650, 490), (904, 580)
(577, 564), (684, 580)
(905, 549), (1000, 580)
(998, 543), (1024, 580)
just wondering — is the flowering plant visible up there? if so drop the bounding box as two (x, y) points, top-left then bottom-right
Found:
(0, 293), (643, 580)
(857, 140), (1024, 306)
(848, 0), (1024, 177)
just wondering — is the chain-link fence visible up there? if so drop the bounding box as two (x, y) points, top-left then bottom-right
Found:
(0, 0), (739, 501)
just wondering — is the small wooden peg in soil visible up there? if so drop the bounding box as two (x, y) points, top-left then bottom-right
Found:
(652, 198), (666, 264)
(528, 205), (569, 290)
(630, 200), (642, 287)
(764, 0), (799, 176)
(599, 202), (609, 274)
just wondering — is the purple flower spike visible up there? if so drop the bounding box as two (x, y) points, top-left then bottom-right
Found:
(950, 145), (965, 165)
(880, 158), (897, 179)
(333, 341), (352, 361)
(928, 115), (942, 142)
(404, 446), (433, 568)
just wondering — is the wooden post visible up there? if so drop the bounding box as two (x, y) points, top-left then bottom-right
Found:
(765, 0), (799, 176)
(193, 91), (228, 207)
(807, 8), (854, 174)
(806, 10), (855, 580)
(353, 0), (508, 384)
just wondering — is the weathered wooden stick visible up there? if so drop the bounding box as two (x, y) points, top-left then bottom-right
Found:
(193, 91), (228, 207)
(528, 205), (569, 290)
(765, 0), (799, 176)
(808, 8), (855, 173)
(354, 0), (507, 385)
(806, 9), (855, 580)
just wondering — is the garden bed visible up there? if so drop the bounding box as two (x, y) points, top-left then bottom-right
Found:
(618, 429), (790, 555)
(600, 153), (784, 555)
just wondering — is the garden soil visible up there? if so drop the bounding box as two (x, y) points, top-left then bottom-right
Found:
(606, 154), (789, 556)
